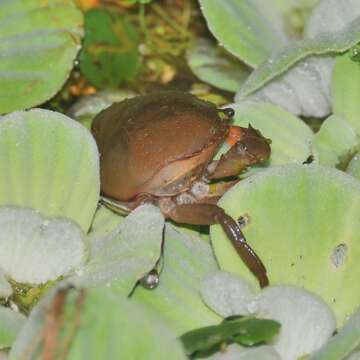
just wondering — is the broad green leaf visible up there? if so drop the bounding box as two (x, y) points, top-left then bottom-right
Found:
(313, 115), (359, 167)
(186, 38), (250, 92)
(201, 272), (335, 360)
(211, 165), (360, 325)
(198, 0), (287, 67)
(0, 0), (83, 113)
(0, 109), (100, 233)
(309, 307), (360, 360)
(238, 17), (360, 97)
(0, 206), (87, 284)
(79, 8), (140, 88)
(68, 289), (187, 360)
(222, 102), (314, 174)
(201, 271), (256, 318)
(133, 224), (220, 334)
(0, 306), (25, 349)
(9, 285), (186, 360)
(332, 54), (360, 135)
(71, 205), (163, 296)
(255, 285), (335, 360)
(236, 56), (333, 118)
(237, 0), (360, 118)
(180, 316), (280, 358)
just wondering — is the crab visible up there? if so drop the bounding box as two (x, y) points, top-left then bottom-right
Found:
(91, 91), (271, 288)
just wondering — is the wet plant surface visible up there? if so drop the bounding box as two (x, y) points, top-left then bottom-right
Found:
(2, 0), (360, 359)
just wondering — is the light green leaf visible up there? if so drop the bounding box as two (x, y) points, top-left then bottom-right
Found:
(201, 272), (335, 360)
(309, 307), (360, 360)
(87, 204), (124, 239)
(9, 285), (187, 360)
(72, 205), (163, 296)
(236, 56), (333, 118)
(0, 0), (83, 113)
(199, 0), (287, 67)
(133, 224), (220, 334)
(206, 344), (280, 360)
(0, 206), (87, 285)
(305, 0), (360, 37)
(186, 38), (250, 92)
(239, 17), (360, 97)
(68, 289), (187, 360)
(201, 271), (257, 318)
(313, 115), (359, 167)
(0, 109), (100, 233)
(0, 306), (25, 349)
(211, 165), (360, 325)
(332, 54), (360, 135)
(255, 285), (335, 360)
(346, 153), (360, 180)
(0, 268), (12, 298)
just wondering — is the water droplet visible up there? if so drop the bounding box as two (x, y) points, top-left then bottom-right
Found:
(140, 270), (159, 289)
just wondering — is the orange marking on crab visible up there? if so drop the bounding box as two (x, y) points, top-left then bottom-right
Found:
(226, 126), (245, 147)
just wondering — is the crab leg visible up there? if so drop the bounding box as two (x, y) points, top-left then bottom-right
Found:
(167, 203), (269, 288)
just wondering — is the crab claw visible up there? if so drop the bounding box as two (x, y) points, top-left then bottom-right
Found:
(241, 126), (271, 163)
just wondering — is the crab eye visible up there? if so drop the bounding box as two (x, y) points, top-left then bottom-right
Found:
(218, 107), (235, 120)
(236, 142), (248, 153)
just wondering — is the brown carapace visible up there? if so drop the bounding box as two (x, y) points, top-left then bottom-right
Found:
(91, 91), (271, 288)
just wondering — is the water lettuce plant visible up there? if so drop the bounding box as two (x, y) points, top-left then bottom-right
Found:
(1, 0), (360, 359)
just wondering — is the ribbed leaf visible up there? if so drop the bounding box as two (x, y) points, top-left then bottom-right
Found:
(0, 0), (83, 113)
(211, 165), (360, 325)
(0, 109), (100, 232)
